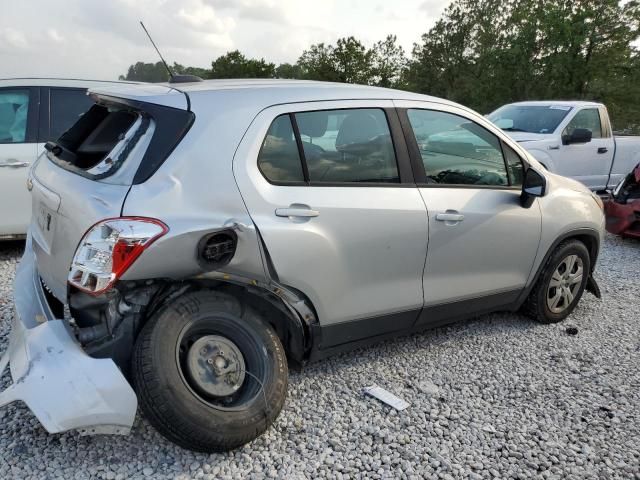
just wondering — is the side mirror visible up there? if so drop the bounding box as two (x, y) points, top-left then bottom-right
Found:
(562, 128), (592, 145)
(521, 168), (547, 208)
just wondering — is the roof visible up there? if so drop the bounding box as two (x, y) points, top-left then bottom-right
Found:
(0, 77), (141, 89)
(507, 100), (604, 108)
(88, 78), (460, 112)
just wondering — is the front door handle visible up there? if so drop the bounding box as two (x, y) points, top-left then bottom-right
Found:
(597, 147), (608, 154)
(435, 212), (464, 223)
(275, 206), (320, 218)
(0, 158), (29, 168)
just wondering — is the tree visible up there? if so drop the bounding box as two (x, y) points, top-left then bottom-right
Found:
(209, 50), (275, 79)
(119, 61), (171, 82)
(371, 35), (407, 88)
(298, 37), (376, 84)
(275, 63), (304, 79)
(405, 0), (640, 130)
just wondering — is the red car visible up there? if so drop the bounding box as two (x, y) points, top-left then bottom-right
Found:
(605, 163), (640, 238)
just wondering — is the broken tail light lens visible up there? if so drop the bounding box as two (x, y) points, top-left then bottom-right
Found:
(68, 217), (168, 294)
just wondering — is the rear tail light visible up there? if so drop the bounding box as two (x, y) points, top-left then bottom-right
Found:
(68, 217), (168, 294)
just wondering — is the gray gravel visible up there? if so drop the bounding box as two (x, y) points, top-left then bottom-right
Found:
(1, 235), (639, 479)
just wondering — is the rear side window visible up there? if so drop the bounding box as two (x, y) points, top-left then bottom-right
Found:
(295, 109), (399, 183)
(257, 115), (304, 182)
(49, 88), (94, 141)
(0, 88), (30, 144)
(407, 109), (510, 187)
(258, 108), (400, 185)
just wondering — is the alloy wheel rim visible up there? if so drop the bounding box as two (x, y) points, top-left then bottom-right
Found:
(546, 254), (583, 314)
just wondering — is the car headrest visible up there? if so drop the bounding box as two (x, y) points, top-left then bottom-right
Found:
(297, 111), (328, 138)
(336, 111), (383, 149)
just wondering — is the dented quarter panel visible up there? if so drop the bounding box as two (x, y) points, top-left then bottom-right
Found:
(121, 90), (268, 283)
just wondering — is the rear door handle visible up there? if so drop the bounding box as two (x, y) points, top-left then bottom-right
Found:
(435, 212), (464, 223)
(597, 147), (608, 154)
(0, 158), (29, 168)
(275, 206), (320, 218)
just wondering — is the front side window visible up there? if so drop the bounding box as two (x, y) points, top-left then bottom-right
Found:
(0, 88), (30, 143)
(294, 109), (399, 183)
(407, 109), (510, 186)
(563, 108), (602, 139)
(257, 114), (304, 183)
(49, 88), (94, 140)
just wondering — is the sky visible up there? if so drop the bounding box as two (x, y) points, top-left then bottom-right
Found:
(0, 0), (450, 80)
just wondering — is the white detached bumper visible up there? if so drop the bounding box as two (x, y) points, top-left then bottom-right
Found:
(0, 236), (137, 435)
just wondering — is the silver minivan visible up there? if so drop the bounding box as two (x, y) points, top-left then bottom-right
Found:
(1, 79), (605, 452)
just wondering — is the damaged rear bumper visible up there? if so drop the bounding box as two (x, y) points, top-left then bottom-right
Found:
(0, 235), (137, 435)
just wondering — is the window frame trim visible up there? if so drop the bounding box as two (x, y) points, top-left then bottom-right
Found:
(0, 86), (39, 145)
(397, 106), (522, 190)
(257, 106), (415, 187)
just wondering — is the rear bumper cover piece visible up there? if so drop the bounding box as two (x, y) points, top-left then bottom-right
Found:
(605, 199), (640, 239)
(0, 235), (137, 435)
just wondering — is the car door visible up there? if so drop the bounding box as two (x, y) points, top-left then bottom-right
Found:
(234, 100), (428, 346)
(395, 101), (541, 324)
(550, 107), (614, 190)
(0, 87), (39, 237)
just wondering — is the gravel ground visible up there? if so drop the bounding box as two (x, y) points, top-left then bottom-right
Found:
(0, 235), (639, 479)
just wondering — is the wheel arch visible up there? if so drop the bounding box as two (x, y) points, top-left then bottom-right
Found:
(515, 227), (600, 308)
(138, 278), (316, 366)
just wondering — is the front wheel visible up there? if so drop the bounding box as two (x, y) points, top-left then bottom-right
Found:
(522, 240), (590, 324)
(132, 290), (288, 452)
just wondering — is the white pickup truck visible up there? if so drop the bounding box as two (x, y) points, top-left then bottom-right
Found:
(488, 101), (640, 191)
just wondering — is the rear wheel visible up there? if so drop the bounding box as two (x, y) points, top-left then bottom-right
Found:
(132, 290), (288, 452)
(522, 240), (590, 324)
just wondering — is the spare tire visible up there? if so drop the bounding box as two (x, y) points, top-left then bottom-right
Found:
(131, 290), (288, 452)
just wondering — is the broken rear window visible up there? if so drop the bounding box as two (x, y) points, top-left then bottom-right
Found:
(45, 104), (148, 178)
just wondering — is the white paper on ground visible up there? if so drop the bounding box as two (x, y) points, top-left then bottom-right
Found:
(363, 385), (410, 411)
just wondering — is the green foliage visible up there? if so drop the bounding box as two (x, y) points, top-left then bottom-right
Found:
(119, 61), (170, 82)
(406, 0), (640, 131)
(210, 50), (276, 79)
(120, 0), (640, 131)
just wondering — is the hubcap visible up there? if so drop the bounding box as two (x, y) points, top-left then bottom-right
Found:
(185, 335), (246, 398)
(546, 254), (583, 314)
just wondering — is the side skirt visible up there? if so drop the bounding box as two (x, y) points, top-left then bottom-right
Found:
(308, 289), (521, 362)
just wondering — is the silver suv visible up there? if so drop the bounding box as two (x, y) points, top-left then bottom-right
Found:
(1, 80), (604, 452)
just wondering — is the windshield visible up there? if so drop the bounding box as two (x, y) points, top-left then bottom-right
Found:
(488, 105), (573, 134)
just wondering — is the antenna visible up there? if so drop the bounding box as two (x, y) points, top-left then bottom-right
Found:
(140, 21), (174, 80)
(138, 21), (203, 83)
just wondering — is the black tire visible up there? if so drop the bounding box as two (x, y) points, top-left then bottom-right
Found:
(131, 290), (288, 452)
(522, 239), (591, 324)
